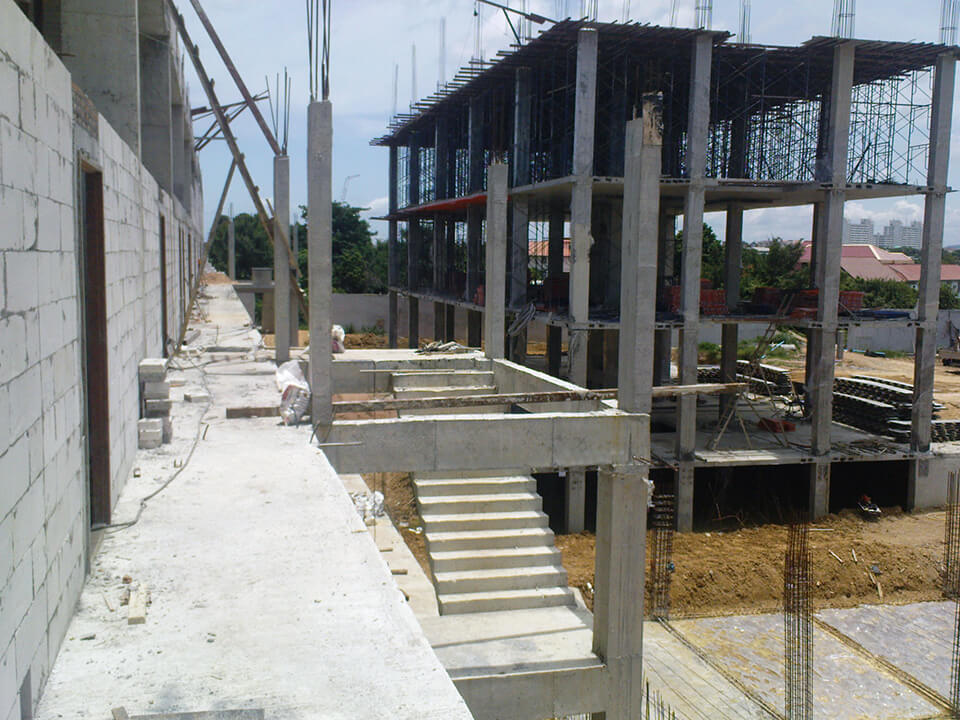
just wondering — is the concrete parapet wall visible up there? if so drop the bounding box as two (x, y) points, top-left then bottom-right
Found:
(322, 410), (649, 474)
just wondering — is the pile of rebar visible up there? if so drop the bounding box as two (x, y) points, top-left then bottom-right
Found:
(833, 376), (951, 441)
(696, 362), (792, 396)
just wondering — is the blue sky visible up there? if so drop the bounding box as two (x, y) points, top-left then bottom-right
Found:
(182, 0), (960, 247)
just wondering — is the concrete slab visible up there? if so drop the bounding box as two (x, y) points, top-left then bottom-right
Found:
(669, 613), (942, 719)
(35, 284), (472, 720)
(817, 601), (955, 703)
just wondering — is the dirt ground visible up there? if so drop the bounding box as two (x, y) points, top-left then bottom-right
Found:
(361, 472), (432, 580)
(556, 507), (946, 616)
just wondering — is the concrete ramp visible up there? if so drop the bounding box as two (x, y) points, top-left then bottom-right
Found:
(415, 472), (576, 614)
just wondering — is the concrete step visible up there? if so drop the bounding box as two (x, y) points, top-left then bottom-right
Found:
(418, 493), (542, 515)
(425, 527), (557, 552)
(431, 546), (563, 573)
(391, 370), (496, 390)
(414, 476), (536, 497)
(421, 511), (549, 533)
(393, 385), (497, 399)
(438, 587), (576, 614)
(435, 565), (567, 594)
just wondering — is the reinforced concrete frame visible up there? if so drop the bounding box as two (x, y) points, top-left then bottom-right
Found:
(373, 19), (960, 530)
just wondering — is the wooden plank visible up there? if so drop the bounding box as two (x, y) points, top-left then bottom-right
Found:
(128, 585), (148, 625)
(225, 406), (280, 419)
(331, 383), (746, 414)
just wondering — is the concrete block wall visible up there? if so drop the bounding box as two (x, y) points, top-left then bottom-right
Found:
(0, 7), (87, 719)
(0, 2), (203, 717)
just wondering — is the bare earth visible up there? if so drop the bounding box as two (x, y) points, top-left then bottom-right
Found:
(557, 508), (946, 616)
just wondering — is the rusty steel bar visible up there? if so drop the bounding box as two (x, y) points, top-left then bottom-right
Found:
(331, 383), (747, 414)
(186, 0), (282, 155)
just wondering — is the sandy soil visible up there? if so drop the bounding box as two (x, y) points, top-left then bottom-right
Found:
(556, 508), (946, 616)
(362, 472), (432, 580)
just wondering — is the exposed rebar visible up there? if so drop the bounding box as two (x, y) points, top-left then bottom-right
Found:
(784, 519), (813, 720)
(650, 489), (676, 619)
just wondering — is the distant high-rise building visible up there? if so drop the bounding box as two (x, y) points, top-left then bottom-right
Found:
(843, 218), (876, 245)
(877, 219), (923, 250)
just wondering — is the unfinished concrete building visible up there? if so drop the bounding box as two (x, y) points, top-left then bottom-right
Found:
(375, 20), (960, 532)
(1, 0), (203, 716)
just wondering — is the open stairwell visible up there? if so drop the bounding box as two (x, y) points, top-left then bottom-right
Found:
(414, 471), (576, 614)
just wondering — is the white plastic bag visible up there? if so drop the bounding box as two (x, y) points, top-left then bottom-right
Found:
(276, 359), (311, 425)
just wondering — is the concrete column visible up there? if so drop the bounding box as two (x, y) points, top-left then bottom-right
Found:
(289, 223), (301, 346)
(433, 214), (446, 341)
(618, 100), (662, 415)
(593, 464), (648, 719)
(548, 201), (565, 377)
(227, 209), (236, 280)
(388, 145), (399, 348)
(720, 204), (743, 419)
(484, 163), (509, 359)
(510, 196), (529, 363)
(61, 0), (141, 154)
(568, 28), (599, 387)
(910, 53), (956, 507)
(445, 304), (456, 342)
(809, 41), (855, 520)
(139, 32), (173, 193)
(566, 469), (586, 534)
(308, 101), (333, 427)
(654, 212), (675, 385)
(274, 154), (291, 364)
(467, 310), (482, 348)
(408, 134), (422, 349)
(676, 34), (712, 532)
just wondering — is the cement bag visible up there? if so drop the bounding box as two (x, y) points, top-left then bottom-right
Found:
(332, 324), (346, 353)
(276, 359), (310, 426)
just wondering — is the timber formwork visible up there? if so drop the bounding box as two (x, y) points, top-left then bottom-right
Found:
(374, 20), (960, 529)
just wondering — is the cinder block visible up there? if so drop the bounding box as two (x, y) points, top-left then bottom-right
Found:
(184, 391), (209, 403)
(162, 417), (173, 444)
(138, 358), (166, 382)
(144, 398), (171, 417)
(142, 380), (169, 400)
(4, 251), (39, 312)
(138, 419), (162, 449)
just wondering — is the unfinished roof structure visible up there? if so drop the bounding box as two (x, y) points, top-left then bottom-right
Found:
(374, 19), (960, 533)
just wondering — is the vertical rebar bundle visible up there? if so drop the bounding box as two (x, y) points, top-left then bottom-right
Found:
(784, 520), (813, 720)
(946, 471), (960, 598)
(650, 490), (676, 619)
(739, 0), (751, 44)
(942, 0), (960, 45)
(695, 1), (712, 29)
(952, 601), (960, 717)
(831, 0), (855, 38)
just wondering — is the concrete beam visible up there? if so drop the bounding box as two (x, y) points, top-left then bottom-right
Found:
(809, 41), (855, 519)
(485, 163), (509, 359)
(593, 465), (648, 719)
(911, 52), (956, 507)
(453, 666), (608, 720)
(321, 411), (648, 475)
(618, 98), (661, 415)
(568, 27), (599, 386)
(676, 33), (713, 478)
(308, 101), (333, 427)
(274, 154), (291, 364)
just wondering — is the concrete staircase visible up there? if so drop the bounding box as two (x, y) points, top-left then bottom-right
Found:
(390, 370), (500, 415)
(414, 472), (576, 615)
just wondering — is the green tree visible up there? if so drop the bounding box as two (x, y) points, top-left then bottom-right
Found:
(674, 223), (723, 287)
(890, 245), (921, 261)
(848, 278), (917, 308)
(941, 283), (960, 310)
(740, 238), (808, 298)
(208, 213), (272, 280)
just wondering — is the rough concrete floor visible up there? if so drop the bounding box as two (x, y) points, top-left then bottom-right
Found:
(34, 284), (472, 720)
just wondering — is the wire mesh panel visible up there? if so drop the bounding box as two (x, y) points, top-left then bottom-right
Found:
(784, 520), (812, 720)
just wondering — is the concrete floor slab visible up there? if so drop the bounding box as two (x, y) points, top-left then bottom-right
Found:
(35, 285), (472, 720)
(817, 601), (955, 703)
(670, 613), (942, 720)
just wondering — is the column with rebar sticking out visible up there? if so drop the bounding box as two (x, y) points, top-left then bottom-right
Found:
(784, 520), (812, 720)
(675, 32), (713, 532)
(388, 146), (399, 348)
(274, 154), (291, 363)
(943, 471), (960, 717)
(308, 99), (333, 428)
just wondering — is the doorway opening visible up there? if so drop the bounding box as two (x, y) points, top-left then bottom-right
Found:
(80, 165), (110, 526)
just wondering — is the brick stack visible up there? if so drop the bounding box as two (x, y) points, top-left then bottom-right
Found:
(137, 359), (172, 449)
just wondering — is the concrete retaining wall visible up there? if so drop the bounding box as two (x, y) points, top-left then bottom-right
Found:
(0, 5), (202, 717)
